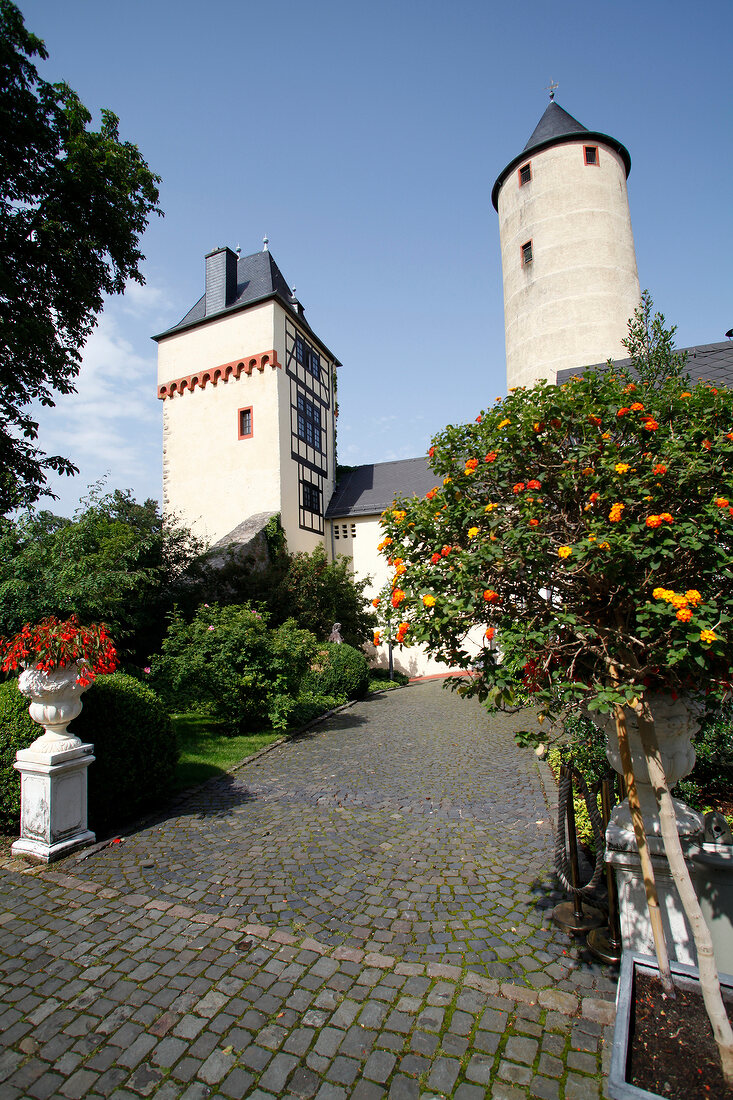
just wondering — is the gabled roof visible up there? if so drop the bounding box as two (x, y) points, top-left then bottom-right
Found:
(491, 100), (632, 209)
(556, 341), (733, 388)
(326, 457), (437, 519)
(152, 249), (339, 362)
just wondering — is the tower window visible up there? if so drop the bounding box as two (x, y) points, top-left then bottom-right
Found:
(521, 240), (533, 267)
(518, 162), (532, 186)
(303, 482), (321, 514)
(584, 145), (599, 166)
(297, 392), (322, 451)
(238, 406), (253, 438)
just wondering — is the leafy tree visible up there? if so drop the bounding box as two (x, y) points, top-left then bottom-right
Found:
(375, 293), (733, 1079)
(188, 538), (376, 647)
(0, 488), (201, 664)
(0, 1), (162, 513)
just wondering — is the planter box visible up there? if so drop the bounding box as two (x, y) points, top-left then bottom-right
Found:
(608, 952), (733, 1099)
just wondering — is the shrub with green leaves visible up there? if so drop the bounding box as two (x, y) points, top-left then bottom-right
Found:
(375, 294), (733, 720)
(302, 642), (369, 702)
(0, 673), (177, 833)
(150, 604), (317, 732)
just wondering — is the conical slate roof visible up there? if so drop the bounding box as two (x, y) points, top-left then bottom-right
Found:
(522, 101), (588, 151)
(491, 100), (631, 209)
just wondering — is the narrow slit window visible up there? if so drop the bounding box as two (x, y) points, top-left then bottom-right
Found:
(351, 523), (356, 538)
(584, 145), (598, 166)
(521, 240), (533, 267)
(518, 162), (531, 186)
(238, 407), (253, 438)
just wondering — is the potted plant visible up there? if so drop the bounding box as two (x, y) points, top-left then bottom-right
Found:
(1, 615), (118, 750)
(374, 293), (733, 1090)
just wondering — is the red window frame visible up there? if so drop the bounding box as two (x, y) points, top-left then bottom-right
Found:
(238, 406), (253, 439)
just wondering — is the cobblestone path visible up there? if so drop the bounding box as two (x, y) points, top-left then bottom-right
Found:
(0, 681), (617, 1099)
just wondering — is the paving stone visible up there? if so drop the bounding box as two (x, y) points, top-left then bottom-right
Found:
(387, 1075), (419, 1100)
(530, 1074), (562, 1100)
(565, 1073), (601, 1099)
(427, 1057), (460, 1093)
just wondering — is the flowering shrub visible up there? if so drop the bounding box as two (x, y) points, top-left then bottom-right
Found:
(0, 615), (118, 686)
(375, 296), (733, 718)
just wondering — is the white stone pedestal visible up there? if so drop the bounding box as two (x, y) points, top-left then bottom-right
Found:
(12, 742), (95, 863)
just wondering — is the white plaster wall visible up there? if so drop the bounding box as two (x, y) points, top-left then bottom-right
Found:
(328, 514), (483, 679)
(498, 141), (640, 388)
(159, 304), (282, 545)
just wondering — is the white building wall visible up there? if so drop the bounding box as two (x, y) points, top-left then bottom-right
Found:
(497, 140), (640, 388)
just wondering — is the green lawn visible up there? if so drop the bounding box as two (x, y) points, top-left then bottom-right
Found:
(171, 714), (282, 793)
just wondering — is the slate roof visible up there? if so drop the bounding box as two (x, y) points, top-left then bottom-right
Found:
(491, 100), (631, 209)
(556, 340), (733, 388)
(152, 249), (338, 361)
(326, 457), (437, 519)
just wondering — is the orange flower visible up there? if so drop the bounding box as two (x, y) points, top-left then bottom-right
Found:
(558, 546), (572, 559)
(716, 498), (730, 508)
(497, 418), (511, 429)
(703, 439), (712, 451)
(653, 464), (667, 475)
(373, 631), (381, 647)
(646, 515), (663, 528)
(615, 462), (631, 474)
(623, 383), (637, 394)
(426, 488), (438, 500)
(428, 446), (435, 457)
(377, 537), (392, 551)
(700, 629), (717, 644)
(430, 552), (441, 564)
(529, 518), (539, 527)
(589, 492), (599, 503)
(630, 402), (645, 412)
(587, 415), (602, 426)
(441, 545), (451, 557)
(483, 590), (499, 604)
(643, 419), (659, 431)
(680, 392), (692, 399)
(599, 541), (611, 550)
(422, 594), (436, 607)
(582, 467), (595, 475)
(685, 590), (702, 606)
(527, 479), (541, 490)
(617, 407), (630, 418)
(464, 458), (478, 474)
(475, 414), (482, 423)
(484, 502), (498, 512)
(660, 513), (673, 524)
(609, 503), (624, 522)
(676, 608), (693, 622)
(485, 452), (497, 463)
(484, 628), (495, 642)
(512, 482), (525, 494)
(391, 589), (405, 608)
(396, 622), (410, 643)
(371, 598), (380, 608)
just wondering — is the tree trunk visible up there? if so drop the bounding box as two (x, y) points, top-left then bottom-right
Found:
(613, 703), (674, 994)
(635, 698), (733, 1086)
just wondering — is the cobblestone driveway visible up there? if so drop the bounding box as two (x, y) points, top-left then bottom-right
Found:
(0, 681), (617, 1099)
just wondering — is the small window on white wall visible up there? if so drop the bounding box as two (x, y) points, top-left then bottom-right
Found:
(238, 407), (253, 438)
(521, 240), (533, 267)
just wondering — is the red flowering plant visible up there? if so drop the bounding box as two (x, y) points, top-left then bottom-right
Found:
(1, 615), (118, 687)
(375, 293), (733, 1077)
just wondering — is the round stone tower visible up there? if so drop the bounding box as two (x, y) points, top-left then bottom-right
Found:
(492, 100), (640, 389)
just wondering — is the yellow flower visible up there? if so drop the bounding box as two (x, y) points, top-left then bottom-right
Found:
(443, 477), (451, 486)
(588, 535), (597, 541)
(558, 546), (572, 559)
(599, 541), (611, 550)
(680, 391), (692, 398)
(497, 418), (511, 429)
(700, 629), (717, 644)
(653, 587), (669, 600)
(602, 432), (611, 440)
(685, 590), (703, 606)
(467, 527), (479, 538)
(393, 510), (406, 522)
(615, 462), (631, 474)
(422, 594), (436, 608)
(609, 502), (625, 523)
(485, 503), (498, 512)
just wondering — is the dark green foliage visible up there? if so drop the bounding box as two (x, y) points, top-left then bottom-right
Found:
(0, 1), (162, 513)
(187, 540), (376, 648)
(368, 668), (410, 687)
(0, 673), (177, 833)
(288, 691), (345, 728)
(0, 488), (201, 666)
(302, 642), (369, 701)
(0, 679), (36, 829)
(73, 673), (178, 831)
(676, 702), (733, 811)
(551, 712), (611, 785)
(150, 604), (318, 733)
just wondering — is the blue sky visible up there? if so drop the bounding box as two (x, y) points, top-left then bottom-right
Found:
(18, 0), (733, 518)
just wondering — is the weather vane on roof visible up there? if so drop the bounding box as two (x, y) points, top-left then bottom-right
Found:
(263, 236), (269, 252)
(546, 80), (559, 101)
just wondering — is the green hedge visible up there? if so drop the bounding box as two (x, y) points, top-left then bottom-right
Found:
(0, 673), (178, 834)
(302, 642), (369, 702)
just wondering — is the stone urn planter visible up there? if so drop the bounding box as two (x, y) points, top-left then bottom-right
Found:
(18, 663), (90, 753)
(591, 695), (733, 969)
(609, 952), (733, 1099)
(12, 663), (95, 863)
